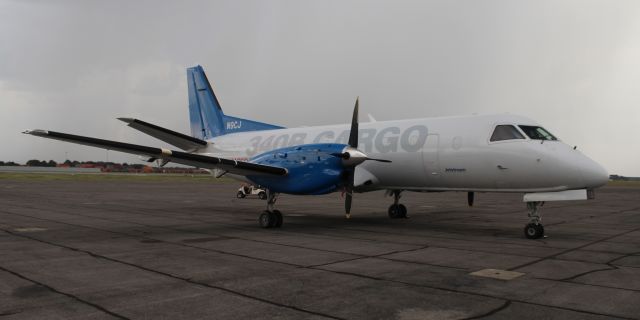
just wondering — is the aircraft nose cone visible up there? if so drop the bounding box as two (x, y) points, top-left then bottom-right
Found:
(582, 159), (609, 188)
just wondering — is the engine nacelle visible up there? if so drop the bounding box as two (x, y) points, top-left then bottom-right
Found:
(247, 143), (349, 195)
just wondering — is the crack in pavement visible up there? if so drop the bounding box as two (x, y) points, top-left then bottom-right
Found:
(0, 311), (22, 317)
(461, 300), (512, 320)
(557, 266), (619, 282)
(303, 245), (432, 268)
(0, 265), (129, 319)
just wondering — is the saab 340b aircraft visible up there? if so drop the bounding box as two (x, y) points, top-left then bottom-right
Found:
(24, 65), (608, 239)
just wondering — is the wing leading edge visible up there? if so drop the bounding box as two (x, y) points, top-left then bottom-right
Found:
(23, 129), (287, 176)
(117, 118), (207, 152)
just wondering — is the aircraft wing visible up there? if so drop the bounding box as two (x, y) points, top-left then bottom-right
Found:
(23, 129), (287, 176)
(117, 117), (207, 152)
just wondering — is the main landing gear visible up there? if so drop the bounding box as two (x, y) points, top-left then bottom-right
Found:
(388, 190), (408, 219)
(259, 190), (283, 228)
(524, 201), (545, 239)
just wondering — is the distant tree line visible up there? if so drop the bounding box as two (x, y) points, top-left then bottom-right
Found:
(58, 159), (146, 169)
(1, 159), (208, 174)
(609, 174), (640, 181)
(25, 159), (58, 167)
(2, 159), (146, 168)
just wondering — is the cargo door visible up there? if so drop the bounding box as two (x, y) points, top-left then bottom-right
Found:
(422, 134), (441, 187)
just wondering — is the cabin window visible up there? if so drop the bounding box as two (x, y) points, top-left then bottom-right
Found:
(490, 125), (525, 142)
(518, 126), (558, 141)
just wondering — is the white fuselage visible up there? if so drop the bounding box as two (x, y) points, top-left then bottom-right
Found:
(199, 114), (608, 193)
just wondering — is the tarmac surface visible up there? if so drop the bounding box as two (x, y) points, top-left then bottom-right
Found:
(1, 177), (639, 319)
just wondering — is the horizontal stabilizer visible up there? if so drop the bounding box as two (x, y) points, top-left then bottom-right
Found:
(23, 129), (287, 177)
(118, 118), (207, 151)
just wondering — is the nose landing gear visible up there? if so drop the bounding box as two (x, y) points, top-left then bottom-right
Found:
(387, 190), (408, 219)
(524, 201), (545, 239)
(259, 190), (283, 228)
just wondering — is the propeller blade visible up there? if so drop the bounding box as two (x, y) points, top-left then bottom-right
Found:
(344, 166), (355, 216)
(348, 97), (359, 148)
(366, 158), (392, 163)
(345, 191), (352, 214)
(468, 192), (474, 207)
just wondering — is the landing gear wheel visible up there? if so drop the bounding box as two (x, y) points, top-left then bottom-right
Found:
(259, 211), (274, 228)
(259, 190), (283, 229)
(388, 204), (408, 218)
(259, 210), (283, 228)
(237, 191), (245, 199)
(258, 192), (267, 200)
(387, 190), (406, 219)
(524, 201), (545, 239)
(398, 204), (408, 218)
(388, 204), (402, 219)
(272, 210), (283, 228)
(524, 223), (544, 239)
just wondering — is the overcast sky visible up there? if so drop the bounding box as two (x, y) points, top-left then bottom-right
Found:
(1, 0), (639, 175)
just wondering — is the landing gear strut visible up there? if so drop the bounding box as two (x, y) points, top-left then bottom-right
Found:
(524, 201), (545, 239)
(388, 190), (407, 219)
(259, 190), (283, 228)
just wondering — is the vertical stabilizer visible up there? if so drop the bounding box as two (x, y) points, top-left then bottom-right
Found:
(187, 65), (284, 140)
(187, 66), (224, 139)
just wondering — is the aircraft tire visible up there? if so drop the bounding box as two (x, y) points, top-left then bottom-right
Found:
(398, 204), (408, 218)
(273, 210), (283, 228)
(258, 192), (267, 200)
(524, 223), (544, 239)
(388, 205), (402, 219)
(237, 191), (246, 199)
(259, 211), (273, 228)
(536, 224), (545, 237)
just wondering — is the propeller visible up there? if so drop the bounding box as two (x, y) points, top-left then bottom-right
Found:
(344, 97), (358, 217)
(467, 192), (474, 207)
(339, 97), (391, 218)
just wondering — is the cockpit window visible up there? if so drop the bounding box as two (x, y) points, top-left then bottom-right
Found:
(490, 125), (525, 142)
(518, 126), (558, 141)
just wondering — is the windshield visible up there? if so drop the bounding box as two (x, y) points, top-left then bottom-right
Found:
(490, 125), (525, 142)
(518, 125), (558, 141)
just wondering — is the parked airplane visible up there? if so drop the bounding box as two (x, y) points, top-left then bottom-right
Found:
(24, 66), (608, 239)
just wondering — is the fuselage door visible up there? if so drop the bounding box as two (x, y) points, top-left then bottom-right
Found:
(422, 134), (440, 187)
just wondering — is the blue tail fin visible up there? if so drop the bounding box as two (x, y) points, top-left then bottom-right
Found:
(187, 65), (284, 139)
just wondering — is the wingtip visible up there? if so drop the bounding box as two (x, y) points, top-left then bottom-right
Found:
(117, 117), (134, 124)
(22, 129), (49, 136)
